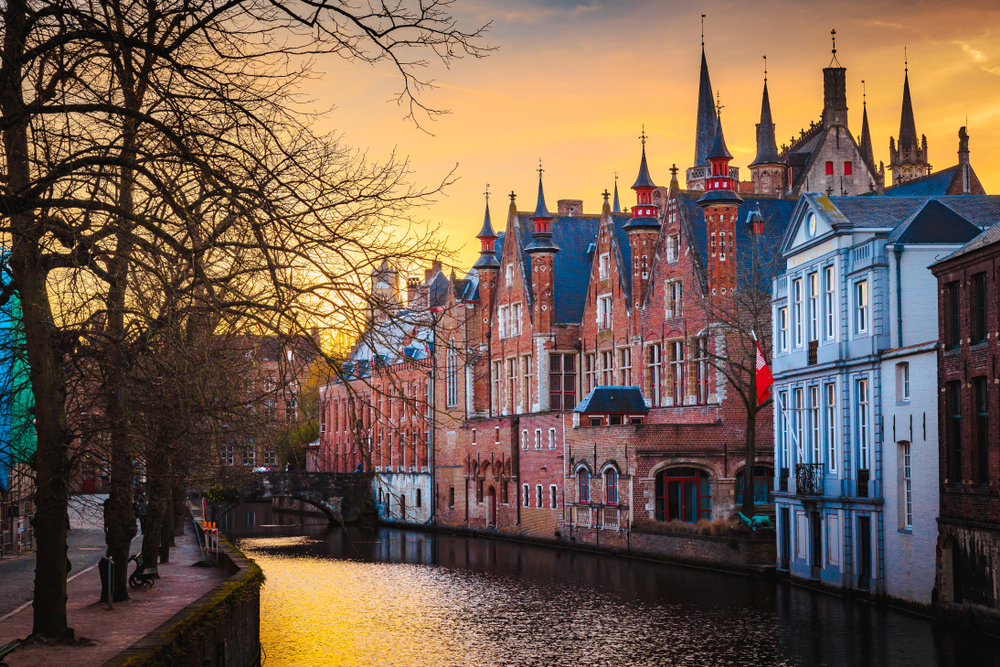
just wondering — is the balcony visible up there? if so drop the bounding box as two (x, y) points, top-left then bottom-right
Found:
(795, 463), (825, 497)
(849, 239), (886, 274)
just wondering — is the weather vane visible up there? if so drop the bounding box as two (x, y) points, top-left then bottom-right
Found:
(484, 183), (490, 202)
(701, 14), (705, 48)
(904, 46), (908, 73)
(639, 125), (647, 146)
(537, 158), (544, 179)
(716, 90), (723, 117)
(602, 189), (610, 204)
(763, 55), (767, 82)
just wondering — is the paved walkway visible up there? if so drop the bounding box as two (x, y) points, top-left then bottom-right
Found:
(0, 523), (225, 667)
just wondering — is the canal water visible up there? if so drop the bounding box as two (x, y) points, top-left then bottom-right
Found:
(224, 502), (1000, 667)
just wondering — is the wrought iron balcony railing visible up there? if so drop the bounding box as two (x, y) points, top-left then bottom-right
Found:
(857, 468), (870, 498)
(795, 463), (825, 497)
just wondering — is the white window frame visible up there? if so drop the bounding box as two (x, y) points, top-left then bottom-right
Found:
(793, 278), (803, 347)
(810, 385), (820, 464)
(825, 383), (837, 473)
(506, 263), (513, 287)
(618, 347), (632, 386)
(548, 428), (557, 450)
(824, 265), (836, 340)
(550, 484), (559, 509)
(897, 362), (910, 403)
(855, 280), (869, 334)
(778, 307), (788, 353)
(446, 344), (458, 407)
(793, 388), (804, 463)
(585, 353), (597, 393)
(521, 429), (528, 450)
(601, 350), (614, 386)
(666, 280), (683, 319)
(779, 390), (789, 469)
(522, 354), (532, 413)
(809, 272), (819, 342)
(646, 343), (662, 406)
(856, 377), (870, 470)
(534, 428), (542, 450)
(667, 234), (679, 263)
(498, 304), (510, 339)
(598, 294), (613, 330)
(536, 484), (543, 508)
(522, 483), (530, 507)
(902, 442), (913, 529)
(599, 252), (610, 280)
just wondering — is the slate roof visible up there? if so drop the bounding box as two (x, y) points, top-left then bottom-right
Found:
(632, 145), (657, 189)
(497, 212), (633, 324)
(574, 386), (649, 415)
(693, 47), (718, 168)
(878, 167), (958, 197)
(932, 220), (1000, 267)
(887, 200), (984, 244)
(750, 80), (781, 166)
(828, 195), (1000, 230)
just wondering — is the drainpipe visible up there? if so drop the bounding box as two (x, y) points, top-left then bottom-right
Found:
(894, 245), (904, 348)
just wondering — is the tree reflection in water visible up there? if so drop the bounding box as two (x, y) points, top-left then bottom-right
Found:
(224, 502), (999, 667)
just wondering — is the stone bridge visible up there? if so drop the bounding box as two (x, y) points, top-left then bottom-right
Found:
(215, 472), (375, 525)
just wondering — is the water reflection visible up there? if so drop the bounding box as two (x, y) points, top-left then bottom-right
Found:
(224, 503), (999, 667)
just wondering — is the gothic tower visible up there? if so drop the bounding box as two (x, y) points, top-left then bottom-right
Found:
(697, 114), (743, 295)
(369, 259), (399, 324)
(524, 171), (559, 334)
(888, 66), (930, 184)
(473, 192), (500, 415)
(748, 72), (784, 195)
(623, 132), (660, 308)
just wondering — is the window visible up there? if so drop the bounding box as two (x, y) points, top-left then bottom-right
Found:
(507, 358), (517, 413)
(522, 484), (530, 507)
(618, 347), (632, 386)
(855, 281), (868, 334)
(825, 161), (834, 175)
(598, 294), (613, 330)
(319, 401), (327, 433)
(446, 345), (458, 407)
(646, 344), (662, 406)
(779, 391), (789, 469)
(585, 353), (597, 393)
(654, 468), (711, 523)
(667, 234), (679, 262)
(476, 475), (484, 503)
(263, 449), (276, 466)
(856, 378), (870, 471)
(521, 429), (528, 450)
(896, 362), (910, 402)
(605, 469), (619, 505)
(948, 381), (962, 484)
(844, 161), (853, 176)
(901, 442), (912, 529)
(793, 389), (804, 462)
(976, 377), (989, 486)
(809, 272), (819, 342)
(810, 386), (820, 464)
(511, 302), (522, 337)
(793, 278), (803, 347)
(506, 263), (513, 287)
(972, 273), (987, 344)
(735, 465), (774, 505)
(536, 484), (543, 508)
(549, 354), (577, 411)
(946, 281), (961, 349)
(498, 304), (510, 338)
(666, 280), (683, 318)
(599, 253), (610, 280)
(534, 429), (541, 450)
(601, 350), (613, 386)
(522, 355), (532, 412)
(221, 444), (235, 466)
(669, 341), (685, 405)
(694, 336), (709, 405)
(449, 486), (455, 508)
(243, 446), (256, 467)
(778, 307), (788, 352)
(492, 361), (502, 414)
(825, 383), (837, 473)
(416, 489), (422, 508)
(494, 427), (499, 445)
(548, 428), (556, 450)
(577, 469), (590, 503)
(550, 485), (558, 509)
(501, 482), (509, 504)
(824, 265), (835, 340)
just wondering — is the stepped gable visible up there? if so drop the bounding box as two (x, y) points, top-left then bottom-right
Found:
(887, 199), (984, 245)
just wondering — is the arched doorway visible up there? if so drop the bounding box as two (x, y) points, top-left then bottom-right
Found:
(655, 467), (711, 523)
(486, 486), (497, 527)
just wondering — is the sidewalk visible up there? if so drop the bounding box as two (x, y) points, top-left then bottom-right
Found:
(0, 524), (227, 667)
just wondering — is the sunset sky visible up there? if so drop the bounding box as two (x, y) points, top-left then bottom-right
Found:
(303, 0), (1000, 273)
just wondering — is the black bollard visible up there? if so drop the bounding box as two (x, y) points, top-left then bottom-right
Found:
(98, 556), (113, 607)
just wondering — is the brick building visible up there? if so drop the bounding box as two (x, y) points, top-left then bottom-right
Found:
(930, 221), (1000, 628)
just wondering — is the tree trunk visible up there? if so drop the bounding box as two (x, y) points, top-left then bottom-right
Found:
(141, 440), (165, 572)
(158, 454), (173, 563)
(172, 483), (186, 540)
(741, 403), (757, 519)
(2, 0), (74, 639)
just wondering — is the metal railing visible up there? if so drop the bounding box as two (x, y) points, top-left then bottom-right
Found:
(857, 468), (870, 498)
(795, 463), (825, 496)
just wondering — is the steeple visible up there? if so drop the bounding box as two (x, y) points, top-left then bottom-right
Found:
(473, 187), (500, 270)
(750, 75), (780, 166)
(888, 57), (930, 185)
(822, 29), (848, 128)
(859, 81), (875, 174)
(697, 113), (743, 208)
(694, 46), (718, 169)
(612, 174), (621, 213)
(632, 127), (656, 190)
(624, 129), (660, 231)
(525, 163), (558, 254)
(708, 114), (732, 161)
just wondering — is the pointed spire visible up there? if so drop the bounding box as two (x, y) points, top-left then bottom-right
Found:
(708, 114), (732, 160)
(750, 72), (780, 166)
(632, 127), (656, 189)
(859, 81), (875, 173)
(476, 184), (496, 240)
(898, 68), (918, 151)
(694, 43), (718, 168)
(532, 159), (552, 220)
(612, 173), (621, 213)
(473, 186), (500, 270)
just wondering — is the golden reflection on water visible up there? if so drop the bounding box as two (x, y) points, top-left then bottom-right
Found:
(247, 541), (494, 667)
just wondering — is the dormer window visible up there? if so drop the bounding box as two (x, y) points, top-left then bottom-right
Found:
(599, 253), (610, 280)
(598, 294), (613, 330)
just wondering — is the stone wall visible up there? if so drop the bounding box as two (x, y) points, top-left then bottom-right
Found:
(103, 536), (262, 667)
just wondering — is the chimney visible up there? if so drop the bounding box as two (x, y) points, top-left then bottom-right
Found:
(557, 199), (583, 216)
(407, 278), (421, 309)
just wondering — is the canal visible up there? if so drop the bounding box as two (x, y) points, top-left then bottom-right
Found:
(223, 502), (1000, 667)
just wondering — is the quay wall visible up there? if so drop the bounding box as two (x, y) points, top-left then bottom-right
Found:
(102, 532), (263, 667)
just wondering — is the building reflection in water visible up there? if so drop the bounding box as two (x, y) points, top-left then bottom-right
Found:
(223, 503), (1000, 667)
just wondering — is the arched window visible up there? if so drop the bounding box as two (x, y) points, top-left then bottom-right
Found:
(655, 467), (711, 523)
(605, 469), (618, 505)
(446, 342), (458, 407)
(577, 469), (590, 504)
(735, 465), (774, 506)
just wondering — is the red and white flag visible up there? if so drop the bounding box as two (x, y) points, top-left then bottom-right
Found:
(755, 339), (773, 406)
